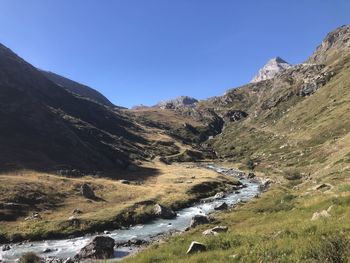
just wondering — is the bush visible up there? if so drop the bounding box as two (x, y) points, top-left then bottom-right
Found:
(19, 252), (41, 263)
(247, 159), (255, 170)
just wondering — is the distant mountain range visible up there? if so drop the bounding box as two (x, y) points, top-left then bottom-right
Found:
(0, 24), (349, 176)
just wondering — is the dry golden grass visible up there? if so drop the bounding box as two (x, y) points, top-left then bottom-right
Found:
(0, 161), (232, 241)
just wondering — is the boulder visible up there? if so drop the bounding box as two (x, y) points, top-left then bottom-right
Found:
(202, 226), (228, 236)
(2, 244), (11, 251)
(214, 202), (228, 211)
(81, 184), (95, 199)
(119, 179), (130, 184)
(186, 241), (206, 254)
(213, 192), (225, 199)
(248, 172), (256, 179)
(311, 210), (331, 221)
(72, 208), (82, 215)
(75, 236), (115, 260)
(154, 204), (177, 219)
(211, 226), (228, 233)
(314, 183), (333, 191)
(190, 215), (209, 228)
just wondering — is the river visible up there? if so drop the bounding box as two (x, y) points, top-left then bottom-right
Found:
(0, 165), (261, 262)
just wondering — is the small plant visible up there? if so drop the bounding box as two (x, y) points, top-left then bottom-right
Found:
(19, 252), (41, 263)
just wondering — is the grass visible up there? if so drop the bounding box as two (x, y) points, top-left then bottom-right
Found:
(123, 173), (350, 263)
(0, 161), (237, 242)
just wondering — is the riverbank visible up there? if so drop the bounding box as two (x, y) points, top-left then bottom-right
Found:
(0, 164), (261, 262)
(0, 162), (239, 244)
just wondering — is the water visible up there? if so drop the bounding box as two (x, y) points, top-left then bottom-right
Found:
(0, 165), (261, 262)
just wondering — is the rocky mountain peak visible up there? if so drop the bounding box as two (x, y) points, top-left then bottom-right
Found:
(250, 57), (291, 83)
(307, 24), (350, 64)
(156, 96), (198, 109)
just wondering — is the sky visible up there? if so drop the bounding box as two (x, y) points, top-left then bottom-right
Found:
(0, 1), (349, 108)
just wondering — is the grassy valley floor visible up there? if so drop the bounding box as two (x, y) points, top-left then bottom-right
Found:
(0, 161), (238, 243)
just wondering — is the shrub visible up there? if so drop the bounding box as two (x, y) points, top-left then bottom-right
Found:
(247, 159), (255, 170)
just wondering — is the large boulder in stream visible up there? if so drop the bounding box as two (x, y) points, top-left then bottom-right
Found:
(154, 204), (177, 219)
(190, 215), (209, 228)
(75, 236), (115, 260)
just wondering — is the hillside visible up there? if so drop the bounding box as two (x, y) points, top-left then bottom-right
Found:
(40, 70), (115, 107)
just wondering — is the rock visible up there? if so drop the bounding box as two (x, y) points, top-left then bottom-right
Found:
(104, 230), (110, 234)
(202, 226), (228, 236)
(247, 172), (256, 179)
(81, 183), (95, 199)
(63, 258), (73, 263)
(327, 205), (334, 213)
(154, 204), (176, 219)
(186, 241), (206, 254)
(314, 183), (333, 191)
(214, 202), (228, 210)
(311, 210), (331, 221)
(202, 229), (218, 236)
(190, 215), (209, 228)
(43, 257), (63, 263)
(186, 180), (193, 184)
(68, 215), (78, 220)
(25, 212), (42, 221)
(119, 179), (130, 184)
(43, 248), (54, 253)
(211, 226), (228, 233)
(72, 208), (82, 215)
(75, 236), (115, 260)
(213, 192), (225, 199)
(2, 244), (11, 251)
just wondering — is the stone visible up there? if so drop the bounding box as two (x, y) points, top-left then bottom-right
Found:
(104, 230), (110, 234)
(75, 236), (115, 260)
(311, 210), (331, 221)
(81, 183), (95, 199)
(211, 226), (228, 233)
(214, 202), (228, 210)
(248, 172), (256, 179)
(63, 258), (74, 263)
(24, 212), (42, 221)
(186, 241), (206, 254)
(72, 208), (82, 214)
(190, 215), (209, 228)
(119, 179), (130, 184)
(2, 245), (11, 251)
(213, 192), (225, 199)
(314, 183), (333, 191)
(202, 226), (228, 236)
(153, 204), (177, 219)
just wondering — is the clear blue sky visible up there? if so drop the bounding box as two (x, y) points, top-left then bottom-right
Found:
(0, 0), (349, 108)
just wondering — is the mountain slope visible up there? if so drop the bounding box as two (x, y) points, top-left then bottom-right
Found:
(0, 43), (151, 173)
(40, 70), (115, 107)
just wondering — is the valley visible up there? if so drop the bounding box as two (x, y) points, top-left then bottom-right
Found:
(0, 24), (350, 262)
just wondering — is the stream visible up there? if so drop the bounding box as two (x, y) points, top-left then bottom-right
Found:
(0, 165), (261, 262)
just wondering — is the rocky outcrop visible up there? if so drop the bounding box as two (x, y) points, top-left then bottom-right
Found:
(156, 96), (198, 110)
(75, 236), (115, 260)
(186, 241), (207, 254)
(153, 204), (177, 219)
(251, 57), (291, 83)
(308, 25), (350, 64)
(81, 184), (95, 199)
(222, 110), (248, 122)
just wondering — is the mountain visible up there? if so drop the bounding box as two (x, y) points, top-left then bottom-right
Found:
(0, 43), (156, 173)
(250, 57), (292, 83)
(40, 70), (115, 107)
(155, 96), (198, 109)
